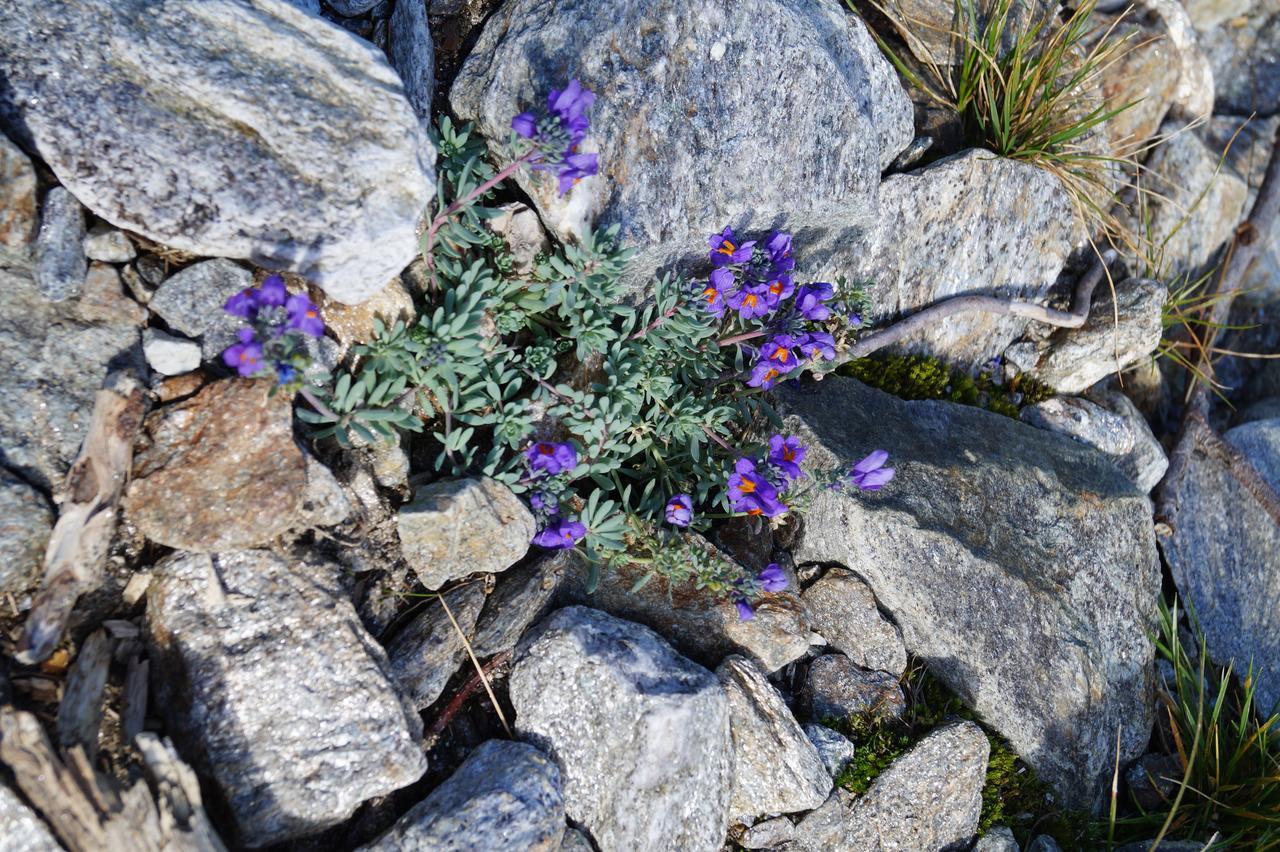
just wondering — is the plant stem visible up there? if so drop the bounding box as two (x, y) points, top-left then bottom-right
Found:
(718, 329), (767, 347)
(298, 385), (340, 421)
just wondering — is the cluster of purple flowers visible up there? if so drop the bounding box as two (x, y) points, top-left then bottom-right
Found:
(512, 79), (600, 196)
(727, 434), (808, 518)
(221, 274), (324, 385)
(524, 441), (587, 549)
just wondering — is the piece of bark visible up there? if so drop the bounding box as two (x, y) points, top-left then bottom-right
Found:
(17, 372), (148, 664)
(56, 629), (112, 762)
(122, 656), (149, 744)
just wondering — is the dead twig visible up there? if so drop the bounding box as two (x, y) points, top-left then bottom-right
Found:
(436, 594), (512, 740)
(423, 650), (513, 749)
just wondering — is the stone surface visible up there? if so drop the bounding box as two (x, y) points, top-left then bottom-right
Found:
(490, 202), (551, 276)
(1141, 0), (1215, 121)
(794, 721), (988, 852)
(559, 828), (593, 851)
(717, 655), (830, 822)
(1162, 417), (1280, 715)
(0, 470), (53, 596)
(807, 150), (1081, 367)
(803, 723), (859, 778)
(472, 551), (571, 658)
(76, 262), (147, 326)
(359, 740), (564, 852)
(779, 377), (1160, 809)
(509, 606), (733, 852)
(0, 264), (144, 492)
(973, 825), (1021, 852)
(878, 0), (1055, 66)
(1028, 277), (1166, 394)
(0, 132), (37, 261)
(396, 477), (534, 590)
(740, 816), (796, 849)
(142, 328), (202, 376)
(388, 0), (434, 120)
(1026, 836), (1063, 852)
(560, 542), (811, 673)
(384, 582), (485, 710)
(0, 783), (61, 852)
(147, 259), (254, 359)
(83, 222), (136, 262)
(802, 568), (907, 676)
(1125, 752), (1182, 810)
(1021, 390), (1169, 492)
(318, 276), (416, 358)
(296, 453), (352, 529)
(0, 0), (434, 304)
(147, 549), (426, 847)
(802, 654), (905, 722)
(1183, 0), (1251, 29)
(450, 0), (912, 275)
(124, 378), (308, 551)
(1199, 4), (1280, 116)
(34, 186), (87, 301)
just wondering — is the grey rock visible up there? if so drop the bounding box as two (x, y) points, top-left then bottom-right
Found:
(0, 132), (38, 262)
(0, 264), (143, 492)
(366, 439), (410, 490)
(0, 470), (53, 597)
(778, 377), (1160, 810)
(147, 259), (254, 359)
(559, 828), (594, 851)
(509, 606), (733, 852)
(973, 825), (1021, 852)
(1021, 392), (1168, 493)
(717, 655), (831, 822)
(793, 721), (989, 852)
(328, 0), (379, 13)
(1239, 396), (1280, 426)
(1199, 5), (1280, 116)
(34, 187), (87, 301)
(802, 568), (906, 676)
(0, 783), (61, 852)
(1026, 837), (1062, 852)
(472, 551), (571, 658)
(1125, 752), (1182, 811)
(802, 654), (905, 722)
(388, 0), (434, 120)
(1162, 417), (1280, 715)
(559, 540), (811, 673)
(0, 0), (434, 304)
(1183, 0), (1251, 29)
(147, 549), (426, 847)
(1114, 841), (1205, 852)
(396, 477), (534, 590)
(877, 0), (1055, 66)
(490, 202), (551, 276)
(385, 582), (486, 710)
(1028, 277), (1165, 394)
(802, 724), (858, 778)
(1087, 388), (1170, 493)
(296, 453), (353, 529)
(1204, 115), (1280, 303)
(450, 0), (912, 280)
(740, 816), (796, 849)
(142, 328), (202, 376)
(83, 222), (136, 262)
(359, 740), (565, 852)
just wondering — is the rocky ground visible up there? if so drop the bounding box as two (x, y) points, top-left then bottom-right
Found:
(0, 0), (1278, 851)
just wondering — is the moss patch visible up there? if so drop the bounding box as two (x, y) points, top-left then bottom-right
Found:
(840, 353), (1056, 417)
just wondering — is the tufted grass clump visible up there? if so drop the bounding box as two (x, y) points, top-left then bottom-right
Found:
(840, 352), (1056, 416)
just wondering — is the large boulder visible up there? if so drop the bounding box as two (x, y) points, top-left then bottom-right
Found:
(146, 549), (426, 847)
(509, 606), (733, 852)
(450, 0), (913, 272)
(0, 0), (434, 304)
(1160, 417), (1280, 715)
(778, 377), (1160, 810)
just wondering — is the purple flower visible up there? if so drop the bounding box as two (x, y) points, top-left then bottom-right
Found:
(748, 360), (784, 390)
(548, 79), (595, 143)
(664, 494), (693, 527)
(700, 267), (733, 317)
(795, 282), (834, 321)
(767, 434), (806, 482)
(525, 441), (578, 476)
(556, 151), (598, 195)
(512, 111), (538, 139)
(849, 449), (895, 492)
(847, 311), (863, 328)
(708, 227), (755, 267)
(728, 457), (787, 517)
(285, 293), (325, 337)
(530, 491), (559, 514)
(532, 517), (587, 549)
(275, 363), (297, 384)
(760, 334), (799, 369)
(726, 284), (774, 321)
(735, 599), (755, 621)
(225, 288), (256, 319)
(222, 327), (265, 377)
(765, 231), (794, 271)
(758, 563), (789, 593)
(762, 273), (795, 304)
(256, 274), (288, 308)
(798, 331), (836, 362)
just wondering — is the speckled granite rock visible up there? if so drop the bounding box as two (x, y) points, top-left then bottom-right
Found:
(359, 740), (564, 852)
(1021, 391), (1168, 493)
(802, 654), (905, 722)
(779, 377), (1160, 810)
(1198, 3), (1280, 116)
(0, 470), (53, 597)
(82, 222), (135, 262)
(472, 551), (571, 658)
(124, 378), (308, 551)
(803, 724), (859, 778)
(142, 328), (202, 376)
(450, 0), (912, 278)
(0, 132), (37, 262)
(388, 0), (434, 120)
(317, 277), (416, 358)
(0, 783), (61, 852)
(147, 549), (426, 847)
(0, 0), (434, 303)
(510, 606), (732, 852)
(384, 582), (486, 710)
(973, 825), (1021, 851)
(146, 259), (254, 360)
(717, 655), (830, 822)
(802, 568), (906, 676)
(793, 721), (988, 852)
(396, 477), (534, 590)
(33, 187), (87, 302)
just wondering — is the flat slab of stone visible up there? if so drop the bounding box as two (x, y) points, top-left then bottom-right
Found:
(779, 376), (1160, 810)
(147, 549), (426, 847)
(0, 0), (435, 303)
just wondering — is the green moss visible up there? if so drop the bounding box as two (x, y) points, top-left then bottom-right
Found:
(839, 353), (1056, 418)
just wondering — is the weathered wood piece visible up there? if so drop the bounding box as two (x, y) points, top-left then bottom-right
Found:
(56, 628), (112, 762)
